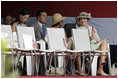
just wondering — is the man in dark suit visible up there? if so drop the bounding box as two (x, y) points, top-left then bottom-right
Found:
(63, 19), (80, 38)
(30, 10), (47, 75)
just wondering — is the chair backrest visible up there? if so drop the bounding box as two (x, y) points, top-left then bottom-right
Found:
(72, 29), (91, 51)
(16, 26), (36, 49)
(1, 25), (13, 41)
(46, 28), (67, 50)
(16, 26), (36, 75)
(1, 25), (13, 47)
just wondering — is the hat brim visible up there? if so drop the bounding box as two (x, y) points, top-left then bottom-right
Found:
(76, 16), (92, 20)
(52, 17), (67, 26)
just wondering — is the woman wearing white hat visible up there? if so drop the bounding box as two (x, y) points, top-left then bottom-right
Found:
(77, 12), (108, 76)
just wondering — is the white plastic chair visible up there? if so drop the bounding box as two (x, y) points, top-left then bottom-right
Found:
(16, 26), (36, 76)
(72, 29), (111, 76)
(46, 28), (67, 66)
(46, 28), (67, 75)
(1, 25), (14, 76)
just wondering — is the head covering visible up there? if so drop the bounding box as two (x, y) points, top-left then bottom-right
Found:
(52, 13), (66, 25)
(76, 12), (92, 20)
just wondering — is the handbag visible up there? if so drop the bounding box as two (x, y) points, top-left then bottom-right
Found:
(47, 66), (64, 76)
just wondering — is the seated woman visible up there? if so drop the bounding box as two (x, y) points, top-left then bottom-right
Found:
(12, 9), (30, 32)
(76, 12), (108, 76)
(51, 13), (66, 28)
(51, 13), (72, 49)
(11, 9), (30, 75)
(50, 13), (66, 67)
(48, 13), (73, 74)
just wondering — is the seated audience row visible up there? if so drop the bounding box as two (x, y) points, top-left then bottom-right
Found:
(2, 9), (109, 76)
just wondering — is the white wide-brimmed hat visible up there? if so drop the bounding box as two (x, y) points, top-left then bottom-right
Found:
(76, 12), (92, 20)
(52, 13), (66, 25)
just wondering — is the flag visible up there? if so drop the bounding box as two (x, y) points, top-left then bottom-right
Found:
(32, 40), (37, 49)
(91, 27), (96, 35)
(63, 38), (68, 48)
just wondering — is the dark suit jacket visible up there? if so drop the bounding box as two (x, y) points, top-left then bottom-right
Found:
(63, 23), (76, 38)
(30, 21), (47, 41)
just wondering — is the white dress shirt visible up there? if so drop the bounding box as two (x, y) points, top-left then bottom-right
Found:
(37, 21), (43, 28)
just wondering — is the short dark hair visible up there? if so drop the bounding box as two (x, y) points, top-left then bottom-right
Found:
(36, 10), (47, 17)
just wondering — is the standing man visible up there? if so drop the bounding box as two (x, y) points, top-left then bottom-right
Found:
(30, 10), (47, 75)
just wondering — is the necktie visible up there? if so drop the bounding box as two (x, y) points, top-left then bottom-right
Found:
(42, 24), (45, 37)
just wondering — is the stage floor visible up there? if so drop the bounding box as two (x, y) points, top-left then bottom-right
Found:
(18, 75), (117, 78)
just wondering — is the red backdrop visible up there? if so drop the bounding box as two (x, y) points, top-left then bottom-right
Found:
(1, 1), (117, 18)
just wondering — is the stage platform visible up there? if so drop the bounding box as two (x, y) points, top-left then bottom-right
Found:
(18, 75), (117, 78)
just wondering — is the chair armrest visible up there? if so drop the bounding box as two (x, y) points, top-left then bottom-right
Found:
(37, 40), (46, 50)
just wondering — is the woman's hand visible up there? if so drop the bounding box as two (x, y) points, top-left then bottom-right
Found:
(96, 38), (101, 43)
(90, 34), (101, 42)
(90, 34), (94, 40)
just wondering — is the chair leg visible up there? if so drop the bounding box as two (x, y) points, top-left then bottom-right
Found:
(107, 52), (112, 75)
(91, 54), (98, 76)
(1, 54), (6, 76)
(12, 53), (15, 75)
(82, 52), (86, 75)
(26, 56), (32, 76)
(63, 52), (66, 76)
(20, 55), (24, 70)
(43, 53), (47, 74)
(72, 52), (78, 76)
(34, 51), (38, 76)
(54, 52), (57, 76)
